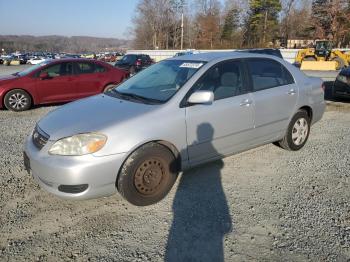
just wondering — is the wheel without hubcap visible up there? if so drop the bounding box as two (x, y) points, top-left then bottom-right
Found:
(134, 158), (165, 195)
(117, 143), (178, 206)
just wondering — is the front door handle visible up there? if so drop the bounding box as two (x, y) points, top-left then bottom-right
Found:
(240, 99), (252, 107)
(287, 89), (296, 95)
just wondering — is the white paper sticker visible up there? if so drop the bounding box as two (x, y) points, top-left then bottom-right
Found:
(180, 63), (203, 69)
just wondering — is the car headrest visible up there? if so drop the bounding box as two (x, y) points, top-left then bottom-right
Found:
(221, 72), (238, 87)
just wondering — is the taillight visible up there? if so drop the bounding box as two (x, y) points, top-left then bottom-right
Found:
(321, 83), (325, 92)
(135, 59), (141, 66)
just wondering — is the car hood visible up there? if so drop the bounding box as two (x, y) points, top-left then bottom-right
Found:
(38, 94), (158, 141)
(340, 67), (350, 77)
(0, 74), (17, 82)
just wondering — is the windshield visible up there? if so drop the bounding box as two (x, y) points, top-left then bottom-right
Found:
(16, 61), (51, 77)
(108, 60), (205, 103)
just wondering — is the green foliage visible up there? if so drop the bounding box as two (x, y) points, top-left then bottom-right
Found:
(244, 0), (281, 47)
(221, 7), (240, 41)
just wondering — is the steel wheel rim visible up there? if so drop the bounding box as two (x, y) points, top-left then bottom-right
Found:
(292, 118), (309, 146)
(134, 158), (165, 195)
(8, 93), (28, 110)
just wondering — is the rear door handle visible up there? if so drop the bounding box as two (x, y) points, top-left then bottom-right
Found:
(240, 99), (252, 107)
(287, 89), (296, 95)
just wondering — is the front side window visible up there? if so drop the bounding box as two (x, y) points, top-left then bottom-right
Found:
(190, 60), (245, 101)
(247, 58), (294, 91)
(107, 60), (205, 103)
(40, 62), (73, 77)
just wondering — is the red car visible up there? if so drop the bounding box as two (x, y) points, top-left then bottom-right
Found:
(0, 59), (128, 111)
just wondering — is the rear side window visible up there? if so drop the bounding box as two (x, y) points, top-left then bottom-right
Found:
(75, 62), (105, 74)
(247, 58), (294, 91)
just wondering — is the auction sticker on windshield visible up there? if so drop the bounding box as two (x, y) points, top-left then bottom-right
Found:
(179, 62), (204, 69)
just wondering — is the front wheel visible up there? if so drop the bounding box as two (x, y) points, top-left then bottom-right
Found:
(276, 110), (311, 151)
(4, 89), (32, 112)
(117, 143), (178, 206)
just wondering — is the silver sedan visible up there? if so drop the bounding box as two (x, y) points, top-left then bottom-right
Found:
(24, 52), (326, 206)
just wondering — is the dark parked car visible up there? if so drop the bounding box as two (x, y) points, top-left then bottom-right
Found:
(0, 59), (128, 111)
(114, 54), (154, 76)
(333, 68), (350, 99)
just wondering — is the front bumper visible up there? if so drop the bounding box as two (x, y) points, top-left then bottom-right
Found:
(24, 136), (127, 200)
(333, 80), (350, 98)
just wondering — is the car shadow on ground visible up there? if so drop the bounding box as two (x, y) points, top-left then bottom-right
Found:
(324, 81), (350, 103)
(165, 123), (233, 262)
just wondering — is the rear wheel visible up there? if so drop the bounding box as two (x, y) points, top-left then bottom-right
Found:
(117, 143), (178, 206)
(4, 89), (32, 112)
(276, 110), (311, 151)
(103, 84), (116, 93)
(332, 57), (345, 70)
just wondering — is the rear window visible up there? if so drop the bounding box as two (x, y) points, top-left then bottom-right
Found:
(247, 58), (294, 91)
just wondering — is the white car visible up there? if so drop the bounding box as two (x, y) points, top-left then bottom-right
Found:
(27, 57), (50, 65)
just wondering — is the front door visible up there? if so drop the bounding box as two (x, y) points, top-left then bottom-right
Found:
(185, 60), (254, 166)
(35, 62), (75, 103)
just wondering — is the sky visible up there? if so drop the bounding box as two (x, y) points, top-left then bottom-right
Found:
(0, 0), (139, 39)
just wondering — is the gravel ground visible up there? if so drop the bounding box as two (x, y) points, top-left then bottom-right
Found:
(0, 65), (350, 261)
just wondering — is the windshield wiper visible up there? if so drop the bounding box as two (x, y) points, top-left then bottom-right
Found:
(12, 72), (19, 76)
(108, 89), (162, 104)
(118, 92), (163, 104)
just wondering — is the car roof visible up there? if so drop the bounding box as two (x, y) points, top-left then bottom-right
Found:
(169, 51), (282, 62)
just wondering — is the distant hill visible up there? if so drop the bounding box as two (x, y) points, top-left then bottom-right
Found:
(0, 35), (131, 53)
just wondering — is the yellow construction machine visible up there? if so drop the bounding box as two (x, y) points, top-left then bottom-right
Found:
(295, 40), (350, 70)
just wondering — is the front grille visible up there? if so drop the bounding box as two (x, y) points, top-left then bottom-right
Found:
(32, 126), (49, 150)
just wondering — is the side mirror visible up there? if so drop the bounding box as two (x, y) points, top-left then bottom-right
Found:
(187, 91), (214, 105)
(39, 72), (49, 79)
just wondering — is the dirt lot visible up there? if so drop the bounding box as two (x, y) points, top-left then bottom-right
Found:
(0, 65), (349, 261)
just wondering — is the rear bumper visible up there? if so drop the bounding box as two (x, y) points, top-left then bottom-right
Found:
(24, 135), (127, 200)
(311, 100), (326, 125)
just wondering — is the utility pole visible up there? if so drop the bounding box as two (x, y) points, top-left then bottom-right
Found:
(181, 12), (184, 50)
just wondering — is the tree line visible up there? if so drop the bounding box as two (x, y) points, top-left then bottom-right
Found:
(0, 35), (129, 53)
(132, 0), (350, 49)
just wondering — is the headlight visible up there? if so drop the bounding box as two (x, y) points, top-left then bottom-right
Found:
(336, 74), (349, 84)
(49, 133), (107, 156)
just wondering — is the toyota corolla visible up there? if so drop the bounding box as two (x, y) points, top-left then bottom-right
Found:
(24, 52), (325, 206)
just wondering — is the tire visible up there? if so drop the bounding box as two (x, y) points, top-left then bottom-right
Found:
(103, 84), (116, 93)
(332, 57), (345, 70)
(129, 66), (136, 76)
(277, 110), (311, 151)
(117, 142), (178, 206)
(4, 89), (32, 112)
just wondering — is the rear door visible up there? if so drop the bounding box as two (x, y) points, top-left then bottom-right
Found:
(35, 62), (75, 103)
(245, 58), (298, 141)
(185, 59), (254, 165)
(73, 61), (107, 98)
